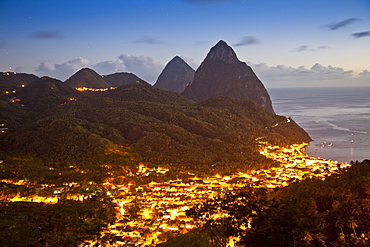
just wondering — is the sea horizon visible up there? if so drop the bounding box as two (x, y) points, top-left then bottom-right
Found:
(269, 86), (370, 163)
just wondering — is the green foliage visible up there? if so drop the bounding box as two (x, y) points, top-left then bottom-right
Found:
(0, 195), (115, 247)
(158, 229), (212, 247)
(0, 72), (318, 246)
(188, 160), (370, 247)
(0, 98), (34, 128)
(1, 81), (311, 179)
(0, 72), (38, 92)
(105, 81), (193, 105)
(15, 76), (79, 111)
(243, 161), (370, 246)
(186, 187), (269, 246)
(1, 116), (104, 165)
(102, 72), (142, 87)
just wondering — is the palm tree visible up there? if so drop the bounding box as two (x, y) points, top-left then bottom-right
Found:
(347, 217), (358, 237)
(361, 199), (370, 211)
(350, 202), (362, 216)
(302, 231), (313, 244)
(335, 219), (344, 234)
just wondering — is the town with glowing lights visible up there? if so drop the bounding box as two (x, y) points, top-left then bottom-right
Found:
(1, 142), (351, 246)
(1, 39), (369, 246)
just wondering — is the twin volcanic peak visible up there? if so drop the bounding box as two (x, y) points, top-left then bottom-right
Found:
(182, 40), (274, 113)
(153, 56), (195, 93)
(63, 40), (273, 113)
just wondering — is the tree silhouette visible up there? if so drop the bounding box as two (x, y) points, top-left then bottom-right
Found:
(347, 217), (358, 237)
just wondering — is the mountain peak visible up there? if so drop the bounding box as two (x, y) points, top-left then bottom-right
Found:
(173, 55), (182, 60)
(102, 72), (143, 87)
(182, 40), (275, 113)
(154, 56), (195, 93)
(168, 55), (186, 65)
(64, 67), (110, 89)
(207, 40), (239, 63)
(79, 67), (95, 73)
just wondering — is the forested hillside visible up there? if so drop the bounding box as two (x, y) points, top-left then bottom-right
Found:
(2, 73), (369, 247)
(0, 77), (311, 183)
(163, 160), (370, 247)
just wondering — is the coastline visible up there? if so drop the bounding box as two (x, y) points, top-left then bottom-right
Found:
(269, 86), (370, 163)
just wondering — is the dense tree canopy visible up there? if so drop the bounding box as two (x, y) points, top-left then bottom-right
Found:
(0, 76), (318, 246)
(182, 160), (370, 247)
(0, 79), (311, 180)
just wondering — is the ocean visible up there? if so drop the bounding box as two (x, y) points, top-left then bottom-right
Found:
(269, 87), (370, 163)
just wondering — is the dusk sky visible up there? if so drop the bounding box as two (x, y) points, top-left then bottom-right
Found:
(0, 0), (369, 88)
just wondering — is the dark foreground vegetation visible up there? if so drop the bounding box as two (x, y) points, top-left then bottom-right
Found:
(159, 160), (370, 247)
(0, 194), (115, 247)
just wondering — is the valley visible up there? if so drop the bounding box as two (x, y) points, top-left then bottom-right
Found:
(1, 142), (350, 246)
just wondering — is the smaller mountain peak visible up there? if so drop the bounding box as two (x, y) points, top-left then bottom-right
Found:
(170, 56), (186, 64)
(65, 67), (109, 88)
(102, 72), (143, 87)
(215, 40), (228, 46)
(207, 40), (239, 63)
(78, 67), (97, 73)
(154, 56), (195, 93)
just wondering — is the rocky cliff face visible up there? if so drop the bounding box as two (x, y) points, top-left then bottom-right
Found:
(182, 40), (274, 113)
(154, 56), (195, 93)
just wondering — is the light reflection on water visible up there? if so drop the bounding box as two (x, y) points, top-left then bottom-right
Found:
(269, 87), (370, 163)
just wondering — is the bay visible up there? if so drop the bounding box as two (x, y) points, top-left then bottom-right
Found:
(269, 87), (370, 163)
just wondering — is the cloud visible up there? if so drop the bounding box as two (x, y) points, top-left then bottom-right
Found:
(296, 45), (311, 52)
(317, 46), (329, 50)
(294, 45), (329, 52)
(325, 18), (359, 30)
(29, 31), (63, 39)
(35, 54), (164, 83)
(14, 67), (25, 73)
(352, 31), (370, 39)
(359, 70), (370, 78)
(250, 62), (355, 87)
(233, 36), (260, 46)
(310, 63), (352, 78)
(180, 56), (198, 70)
(35, 57), (90, 80)
(94, 54), (164, 83)
(93, 59), (126, 74)
(30, 57), (370, 87)
(134, 36), (165, 45)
